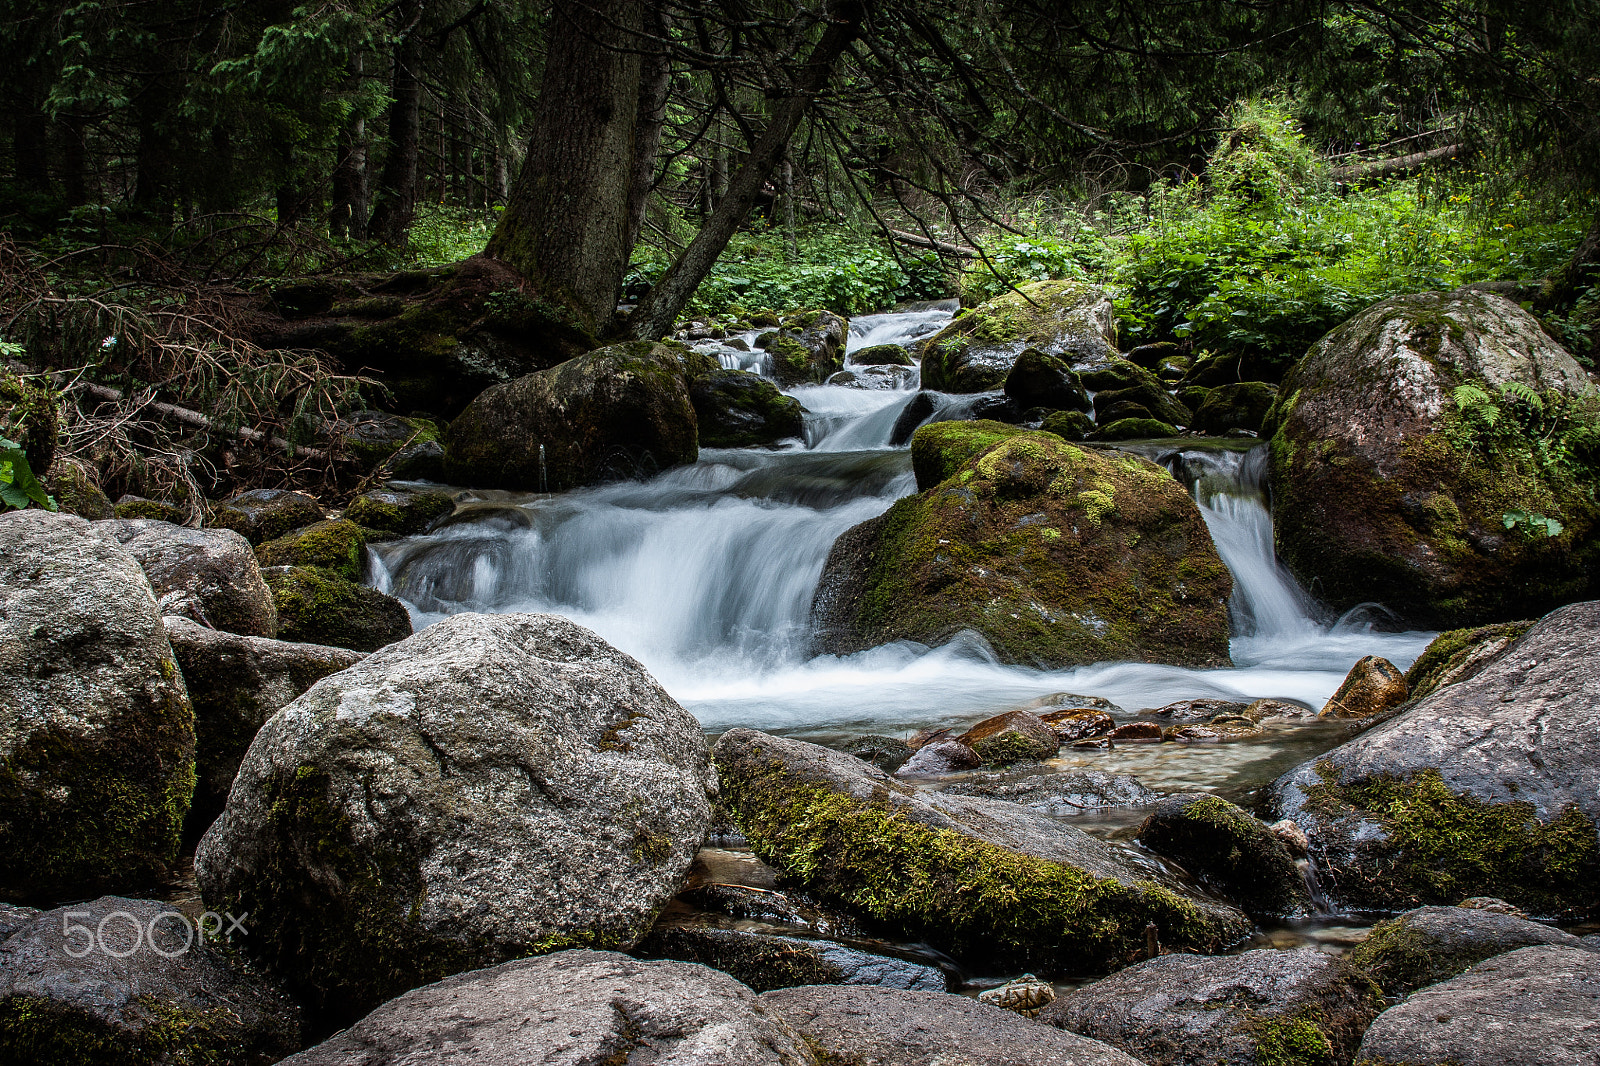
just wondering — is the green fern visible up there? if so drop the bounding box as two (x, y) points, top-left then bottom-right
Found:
(1452, 383), (1500, 426)
(1499, 380), (1544, 412)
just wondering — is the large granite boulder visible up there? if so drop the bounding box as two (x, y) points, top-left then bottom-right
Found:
(1402, 620), (1532, 701)
(1137, 794), (1313, 919)
(714, 728), (1250, 974)
(766, 984), (1145, 1066)
(0, 510), (194, 902)
(1040, 949), (1380, 1066)
(811, 427), (1232, 669)
(690, 367), (805, 447)
(1354, 945), (1600, 1066)
(0, 896), (303, 1066)
(1266, 290), (1599, 627)
(278, 950), (816, 1065)
(195, 612), (713, 1016)
(442, 340), (712, 491)
(1267, 599), (1600, 918)
(921, 281), (1118, 393)
(261, 565), (412, 652)
(93, 519), (278, 637)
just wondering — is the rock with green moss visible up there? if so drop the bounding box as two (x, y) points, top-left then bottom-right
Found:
(909, 418), (1027, 490)
(851, 342), (915, 366)
(336, 410), (441, 468)
(1041, 409), (1096, 441)
(827, 364), (919, 390)
(0, 895), (303, 1066)
(41, 459), (114, 520)
(343, 488), (455, 536)
(1192, 381), (1278, 435)
(95, 519), (278, 638)
(0, 366), (59, 476)
(1403, 620), (1531, 702)
(443, 341), (710, 492)
(1039, 948), (1381, 1066)
(813, 429), (1232, 669)
(195, 613), (714, 1018)
(261, 565), (411, 652)
(956, 710), (1061, 766)
(1318, 655), (1408, 720)
(689, 368), (805, 447)
(765, 309), (847, 386)
(1090, 372), (1192, 428)
(1137, 793), (1313, 919)
(1344, 904), (1599, 998)
(208, 489), (325, 546)
(922, 281), (1118, 393)
(0, 510), (194, 902)
(163, 615), (363, 835)
(255, 519), (368, 580)
(1265, 290), (1600, 627)
(113, 495), (188, 523)
(1089, 417), (1179, 441)
(1267, 599), (1600, 919)
(1005, 348), (1092, 412)
(713, 728), (1250, 974)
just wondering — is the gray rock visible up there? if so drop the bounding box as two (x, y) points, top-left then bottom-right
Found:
(771, 309), (848, 386)
(689, 367), (805, 447)
(0, 896), (302, 1065)
(0, 510), (194, 901)
(765, 984), (1146, 1066)
(208, 487), (325, 545)
(715, 728), (1250, 974)
(163, 615), (363, 833)
(1040, 949), (1380, 1066)
(387, 438), (445, 480)
(280, 949), (815, 1065)
(840, 734), (914, 774)
(921, 281), (1117, 393)
(1137, 793), (1313, 919)
(1268, 599), (1600, 918)
(94, 518), (278, 637)
(195, 612), (713, 1017)
(1146, 698), (1248, 720)
(827, 364), (919, 390)
(896, 738), (982, 776)
(634, 922), (947, 993)
(1355, 945), (1600, 1066)
(943, 769), (1160, 816)
(0, 903), (39, 941)
(1345, 904), (1599, 997)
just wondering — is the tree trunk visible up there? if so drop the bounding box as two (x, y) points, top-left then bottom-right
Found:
(1541, 210), (1600, 310)
(623, 7), (674, 259)
(329, 54), (368, 239)
(132, 76), (177, 220)
(61, 116), (89, 207)
(625, 1), (867, 341)
(485, 0), (648, 337)
(782, 152), (797, 257)
(367, 0), (424, 245)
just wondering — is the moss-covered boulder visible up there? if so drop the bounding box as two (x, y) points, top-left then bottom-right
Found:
(208, 488), (325, 546)
(1403, 620), (1532, 702)
(442, 341), (710, 492)
(922, 281), (1117, 393)
(766, 309), (847, 386)
(956, 710), (1061, 766)
(262, 565), (411, 653)
(1136, 793), (1313, 919)
(336, 410), (441, 468)
(95, 519), (279, 638)
(0, 366), (59, 476)
(343, 488), (455, 536)
(0, 510), (194, 902)
(1004, 348), (1092, 412)
(812, 428), (1232, 668)
(851, 342), (915, 366)
(1041, 409), (1095, 441)
(1192, 381), (1277, 435)
(1268, 599), (1600, 919)
(41, 458), (114, 519)
(1089, 417), (1178, 441)
(1318, 655), (1408, 719)
(112, 495), (188, 523)
(909, 418), (1027, 490)
(1091, 378), (1192, 428)
(196, 613), (713, 1018)
(714, 728), (1250, 973)
(689, 368), (805, 447)
(255, 518), (368, 580)
(1265, 290), (1600, 627)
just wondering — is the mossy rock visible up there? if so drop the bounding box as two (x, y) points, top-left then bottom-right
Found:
(851, 343), (915, 367)
(338, 411), (441, 468)
(42, 460), (113, 520)
(1077, 356), (1162, 392)
(689, 369), (805, 448)
(0, 366), (59, 476)
(922, 281), (1117, 393)
(1003, 348), (1091, 412)
(113, 496), (188, 523)
(208, 489), (325, 546)
(1192, 381), (1277, 435)
(1091, 379), (1191, 427)
(811, 429), (1232, 669)
(343, 489), (455, 537)
(909, 419), (1027, 491)
(262, 565), (412, 652)
(255, 519), (368, 580)
(1403, 620), (1532, 702)
(1088, 417), (1178, 441)
(1040, 410), (1095, 441)
(1137, 794), (1312, 918)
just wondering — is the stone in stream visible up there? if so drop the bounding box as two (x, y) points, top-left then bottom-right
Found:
(827, 364), (919, 390)
(689, 367), (805, 446)
(342, 486), (456, 536)
(978, 973), (1057, 1016)
(1343, 903), (1600, 997)
(957, 710), (1061, 765)
(0, 896), (304, 1066)
(0, 510), (195, 902)
(333, 409), (441, 468)
(254, 518), (369, 580)
(1038, 708), (1117, 740)
(908, 417), (1027, 491)
(1039, 948), (1381, 1066)
(1267, 599), (1600, 918)
(714, 728), (1251, 974)
(1318, 655), (1408, 719)
(1041, 408), (1096, 441)
(1246, 697), (1317, 719)
(1354, 945), (1600, 1066)
(278, 950), (816, 1065)
(195, 612), (714, 1018)
(633, 922), (948, 993)
(896, 738), (982, 776)
(1004, 347), (1092, 412)
(261, 564), (413, 652)
(921, 280), (1118, 393)
(942, 769), (1160, 817)
(1190, 381), (1277, 435)
(851, 341), (915, 366)
(1136, 794), (1314, 919)
(765, 984), (1146, 1066)
(1264, 289), (1599, 627)
(208, 487), (325, 545)
(92, 518), (278, 637)
(811, 426), (1233, 670)
(839, 734), (915, 774)
(1025, 692), (1127, 715)
(1089, 417), (1179, 441)
(1108, 722), (1164, 743)
(767, 309), (848, 386)
(1402, 619), (1533, 702)
(1147, 698), (1249, 720)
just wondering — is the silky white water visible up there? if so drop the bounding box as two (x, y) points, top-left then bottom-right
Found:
(371, 306), (1434, 745)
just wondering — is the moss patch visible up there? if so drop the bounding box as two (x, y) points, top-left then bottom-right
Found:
(909, 420), (1027, 491)
(1403, 621), (1533, 701)
(263, 565), (411, 652)
(255, 519), (367, 579)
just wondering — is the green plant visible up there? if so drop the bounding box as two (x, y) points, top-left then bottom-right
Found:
(0, 436), (56, 511)
(1503, 509), (1564, 537)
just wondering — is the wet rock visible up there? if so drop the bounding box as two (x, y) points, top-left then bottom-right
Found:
(1267, 599), (1600, 918)
(811, 429), (1233, 670)
(1403, 620), (1532, 702)
(113, 494), (188, 522)
(909, 418), (1028, 490)
(1457, 895), (1525, 915)
(0, 903), (39, 940)
(978, 973), (1057, 1017)
(897, 739), (982, 776)
(1344, 904), (1599, 997)
(386, 437), (446, 480)
(1149, 698), (1248, 720)
(906, 727), (954, 751)
(1089, 417), (1179, 440)
(1041, 408), (1096, 440)
(851, 342), (915, 366)
(196, 612), (713, 1017)
(1318, 655), (1408, 719)
(1040, 948), (1380, 1066)
(1026, 692), (1126, 715)
(634, 922), (947, 993)
(942, 769), (1160, 817)
(254, 518), (369, 580)
(0, 896), (302, 1066)
(957, 710), (1061, 765)
(1137, 794), (1313, 918)
(677, 848), (862, 939)
(1191, 381), (1277, 435)
(1268, 819), (1309, 854)
(0, 510), (194, 902)
(1266, 290), (1599, 627)
(343, 487), (455, 536)
(690, 367), (805, 447)
(208, 487), (325, 545)
(1354, 945), (1600, 1066)
(922, 281), (1118, 393)
(280, 949), (815, 1065)
(163, 615), (363, 833)
(769, 309), (848, 386)
(1038, 708), (1116, 740)
(1125, 341), (1182, 369)
(93, 518), (278, 638)
(1109, 722), (1164, 743)
(765, 984), (1146, 1066)
(715, 728), (1251, 973)
(261, 565), (412, 653)
(1163, 724), (1222, 743)
(1005, 348), (1091, 412)
(827, 364), (919, 390)
(840, 734), (914, 774)
(335, 409), (440, 467)
(1092, 383), (1191, 428)
(442, 340), (712, 492)
(1246, 697), (1316, 719)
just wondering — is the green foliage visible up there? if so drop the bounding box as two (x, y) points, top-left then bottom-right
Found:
(401, 205), (502, 268)
(1447, 379), (1600, 487)
(0, 436), (57, 512)
(1503, 509), (1564, 538)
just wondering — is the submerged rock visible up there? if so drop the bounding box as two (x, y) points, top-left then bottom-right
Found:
(261, 564), (412, 652)
(94, 518), (278, 637)
(208, 488), (325, 546)
(828, 364), (919, 390)
(634, 922), (947, 993)
(690, 367), (805, 447)
(196, 612), (713, 1017)
(1136, 794), (1313, 919)
(1318, 655), (1408, 719)
(811, 428), (1232, 670)
(922, 281), (1118, 393)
